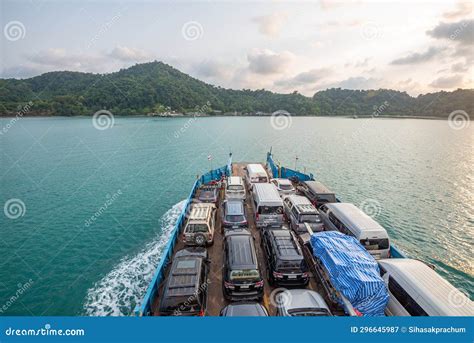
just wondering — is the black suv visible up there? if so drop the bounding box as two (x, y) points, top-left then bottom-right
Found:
(261, 228), (309, 287)
(223, 229), (263, 301)
(158, 247), (209, 316)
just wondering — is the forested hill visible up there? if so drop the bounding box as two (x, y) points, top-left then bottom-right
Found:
(0, 61), (472, 117)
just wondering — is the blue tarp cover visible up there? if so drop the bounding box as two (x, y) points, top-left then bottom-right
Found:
(310, 231), (389, 316)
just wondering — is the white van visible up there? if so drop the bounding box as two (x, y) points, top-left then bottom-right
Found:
(245, 164), (269, 189)
(251, 183), (284, 228)
(379, 258), (474, 316)
(319, 203), (390, 259)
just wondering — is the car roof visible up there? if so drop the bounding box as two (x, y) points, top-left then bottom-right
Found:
(303, 181), (334, 194)
(188, 203), (214, 221)
(228, 176), (244, 185)
(324, 203), (388, 238)
(269, 230), (302, 260)
(253, 183), (283, 204)
(274, 178), (292, 185)
(222, 302), (268, 316)
(246, 164), (267, 175)
(225, 200), (244, 215)
(165, 256), (203, 297)
(379, 259), (474, 316)
(286, 195), (317, 213)
(227, 234), (257, 268)
(278, 289), (330, 312)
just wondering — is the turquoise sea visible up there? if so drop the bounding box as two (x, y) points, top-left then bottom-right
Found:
(0, 116), (472, 315)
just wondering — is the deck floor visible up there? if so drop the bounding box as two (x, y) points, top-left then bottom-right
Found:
(152, 162), (320, 316)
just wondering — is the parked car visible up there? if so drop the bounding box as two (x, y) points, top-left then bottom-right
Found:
(223, 229), (264, 301)
(297, 181), (336, 208)
(275, 289), (332, 316)
(221, 199), (248, 230)
(251, 183), (284, 228)
(270, 178), (295, 197)
(220, 302), (269, 316)
(261, 228), (309, 286)
(225, 176), (246, 201)
(183, 203), (216, 246)
(158, 248), (209, 316)
(198, 185), (219, 204)
(283, 195), (324, 234)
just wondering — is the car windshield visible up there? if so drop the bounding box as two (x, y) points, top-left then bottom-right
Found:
(228, 185), (244, 191)
(360, 238), (389, 250)
(186, 224), (209, 233)
(277, 259), (307, 272)
(230, 269), (260, 281)
(226, 215), (246, 223)
(299, 214), (321, 223)
(279, 184), (294, 191)
(258, 206), (283, 215)
(288, 308), (330, 316)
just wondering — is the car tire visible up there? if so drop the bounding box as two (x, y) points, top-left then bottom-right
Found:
(194, 233), (206, 246)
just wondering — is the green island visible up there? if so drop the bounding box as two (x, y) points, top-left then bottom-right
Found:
(1, 61), (472, 118)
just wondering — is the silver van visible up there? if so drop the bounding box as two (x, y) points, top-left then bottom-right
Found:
(251, 183), (284, 228)
(319, 203), (390, 259)
(379, 258), (473, 316)
(225, 176), (246, 201)
(283, 195), (324, 234)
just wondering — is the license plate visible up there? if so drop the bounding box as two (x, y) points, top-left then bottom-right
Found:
(240, 285), (249, 289)
(288, 275), (297, 279)
(232, 225), (239, 229)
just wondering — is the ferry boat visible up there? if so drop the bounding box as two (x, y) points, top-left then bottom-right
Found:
(134, 151), (473, 317)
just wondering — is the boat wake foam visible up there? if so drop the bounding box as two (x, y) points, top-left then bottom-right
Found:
(83, 200), (186, 316)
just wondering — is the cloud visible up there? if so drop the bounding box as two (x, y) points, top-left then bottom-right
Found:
(252, 12), (288, 38)
(275, 68), (333, 87)
(451, 61), (470, 72)
(108, 46), (151, 62)
(26, 48), (107, 72)
(331, 76), (382, 90)
(247, 49), (294, 75)
(390, 46), (446, 65)
(429, 74), (463, 88)
(427, 19), (473, 46)
(443, 2), (472, 20)
(191, 60), (232, 80)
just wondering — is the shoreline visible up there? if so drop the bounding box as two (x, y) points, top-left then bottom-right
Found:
(0, 114), (450, 120)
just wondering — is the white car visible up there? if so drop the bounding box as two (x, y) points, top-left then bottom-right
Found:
(270, 178), (295, 197)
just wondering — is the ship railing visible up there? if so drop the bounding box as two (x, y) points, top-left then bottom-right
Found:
(135, 157), (232, 316)
(266, 151), (314, 181)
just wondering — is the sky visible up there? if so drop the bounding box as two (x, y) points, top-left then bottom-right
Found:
(0, 0), (473, 96)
